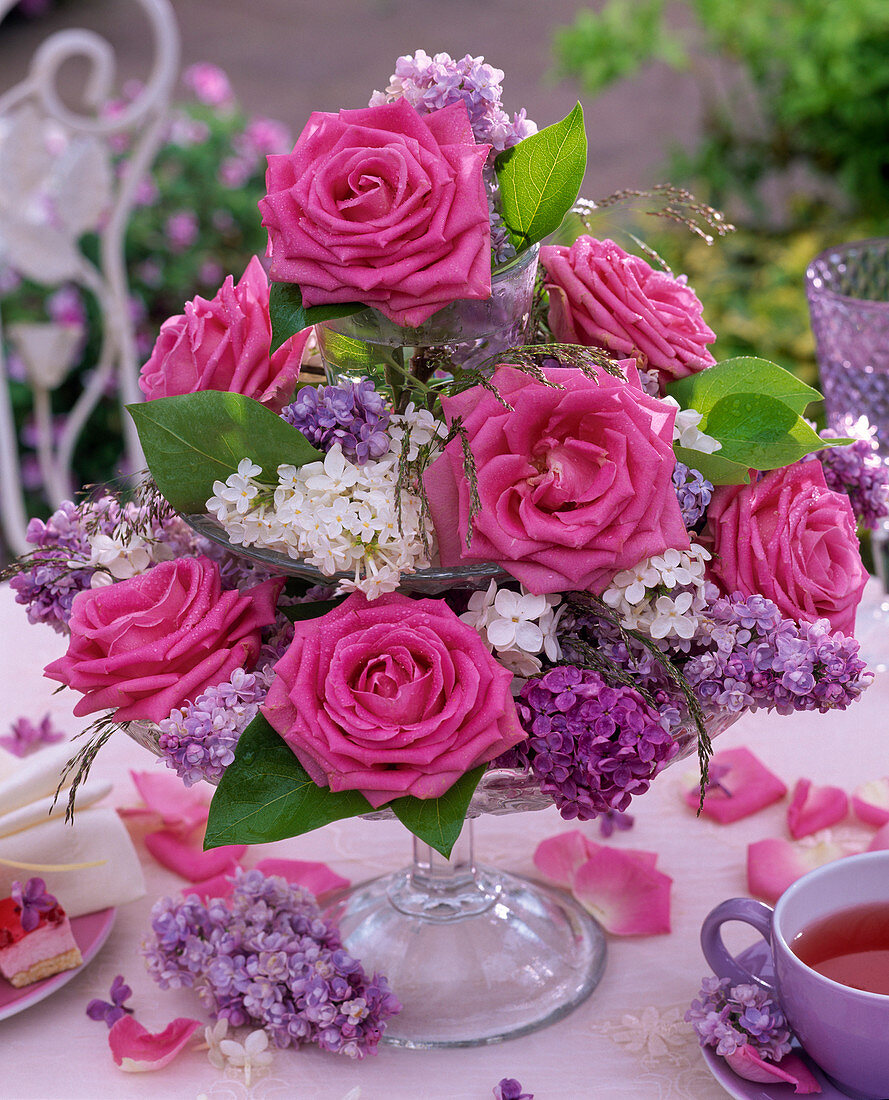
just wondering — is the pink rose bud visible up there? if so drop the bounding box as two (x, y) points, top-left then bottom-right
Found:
(138, 255), (309, 413)
(540, 236), (716, 386)
(706, 462), (867, 636)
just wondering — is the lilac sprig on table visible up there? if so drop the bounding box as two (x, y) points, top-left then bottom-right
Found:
(0, 713), (64, 757)
(86, 975), (135, 1028)
(814, 423), (889, 531)
(504, 665), (679, 821)
(493, 1079), (534, 1100)
(143, 870), (400, 1058)
(280, 378), (391, 465)
(686, 975), (791, 1062)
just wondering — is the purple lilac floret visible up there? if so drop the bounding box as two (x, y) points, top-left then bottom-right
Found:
(11, 877), (57, 933)
(86, 975), (135, 1028)
(598, 808), (635, 838)
(672, 461), (713, 528)
(281, 379), (391, 464)
(493, 1079), (534, 1100)
(506, 665), (679, 821)
(814, 424), (889, 530)
(686, 975), (792, 1062)
(0, 713), (65, 757)
(142, 869), (400, 1058)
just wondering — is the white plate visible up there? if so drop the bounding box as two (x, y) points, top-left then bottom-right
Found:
(0, 907), (116, 1021)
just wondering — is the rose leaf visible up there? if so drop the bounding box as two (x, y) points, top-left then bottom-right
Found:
(494, 102), (587, 253)
(205, 714), (373, 848)
(665, 356), (821, 418)
(673, 445), (751, 485)
(127, 391), (321, 513)
(269, 282), (364, 354)
(388, 765), (487, 859)
(703, 392), (844, 469)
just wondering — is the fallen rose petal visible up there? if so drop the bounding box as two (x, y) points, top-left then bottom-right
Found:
(685, 748), (787, 824)
(747, 837), (845, 904)
(182, 870), (238, 903)
(255, 858), (349, 899)
(787, 779), (848, 839)
(118, 770), (210, 837)
(866, 821), (889, 851)
(724, 1046), (822, 1093)
(144, 830), (245, 883)
(852, 778), (889, 827)
(571, 847), (671, 935)
(108, 1015), (202, 1072)
(532, 831), (594, 890)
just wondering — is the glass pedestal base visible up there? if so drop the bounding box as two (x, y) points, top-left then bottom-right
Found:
(324, 828), (606, 1048)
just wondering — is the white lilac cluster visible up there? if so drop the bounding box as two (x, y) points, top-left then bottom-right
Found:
(602, 545), (715, 642)
(206, 407), (446, 598)
(460, 581), (564, 679)
(87, 530), (175, 587)
(661, 396), (722, 454)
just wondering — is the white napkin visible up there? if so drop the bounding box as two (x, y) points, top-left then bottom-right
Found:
(0, 743), (145, 917)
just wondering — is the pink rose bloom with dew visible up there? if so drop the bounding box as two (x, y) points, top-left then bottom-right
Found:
(259, 98), (491, 327)
(706, 462), (867, 635)
(138, 256), (309, 412)
(263, 591), (525, 808)
(44, 557), (282, 724)
(540, 236), (716, 385)
(424, 361), (690, 594)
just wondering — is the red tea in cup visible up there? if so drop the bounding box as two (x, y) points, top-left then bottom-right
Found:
(790, 901), (889, 995)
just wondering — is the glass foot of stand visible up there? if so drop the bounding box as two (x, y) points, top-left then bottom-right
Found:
(323, 822), (607, 1048)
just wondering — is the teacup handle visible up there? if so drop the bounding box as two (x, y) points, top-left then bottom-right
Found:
(701, 897), (777, 993)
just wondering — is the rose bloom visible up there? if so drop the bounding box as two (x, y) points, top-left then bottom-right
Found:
(138, 255), (309, 412)
(540, 236), (716, 384)
(262, 591), (525, 808)
(259, 98), (491, 327)
(706, 462), (867, 635)
(44, 557), (282, 723)
(423, 361), (690, 595)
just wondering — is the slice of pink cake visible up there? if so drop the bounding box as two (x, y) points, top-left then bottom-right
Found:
(0, 883), (82, 988)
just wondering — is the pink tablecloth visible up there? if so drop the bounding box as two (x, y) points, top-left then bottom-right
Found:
(1, 581), (887, 1100)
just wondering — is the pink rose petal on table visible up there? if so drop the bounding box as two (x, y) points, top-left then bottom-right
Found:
(144, 829), (245, 883)
(118, 771), (211, 837)
(724, 1046), (821, 1093)
(685, 748), (787, 824)
(866, 821), (889, 851)
(571, 847), (672, 936)
(108, 1015), (202, 1072)
(533, 831), (658, 890)
(747, 837), (845, 904)
(787, 778), (848, 839)
(852, 778), (889, 827)
(184, 859), (350, 903)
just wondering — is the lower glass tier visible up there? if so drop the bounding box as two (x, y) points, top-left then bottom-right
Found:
(324, 826), (607, 1048)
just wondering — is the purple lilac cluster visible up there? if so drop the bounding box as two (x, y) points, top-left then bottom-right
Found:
(156, 667), (270, 786)
(686, 975), (791, 1062)
(684, 594), (872, 715)
(143, 869), (400, 1058)
(508, 665), (679, 820)
(9, 501), (101, 632)
(672, 461), (713, 528)
(815, 425), (889, 530)
(281, 379), (390, 464)
(0, 714), (64, 757)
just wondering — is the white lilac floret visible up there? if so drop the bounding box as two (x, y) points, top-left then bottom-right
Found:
(459, 580), (563, 678)
(601, 545), (713, 642)
(686, 976), (792, 1062)
(661, 396), (722, 454)
(142, 869), (400, 1058)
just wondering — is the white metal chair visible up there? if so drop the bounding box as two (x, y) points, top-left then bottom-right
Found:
(0, 0), (179, 553)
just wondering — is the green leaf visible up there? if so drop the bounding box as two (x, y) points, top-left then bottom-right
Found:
(666, 356), (821, 419)
(127, 391), (321, 513)
(674, 445), (751, 485)
(495, 102), (587, 252)
(204, 714), (373, 848)
(281, 598), (345, 622)
(269, 282), (364, 354)
(388, 765), (486, 859)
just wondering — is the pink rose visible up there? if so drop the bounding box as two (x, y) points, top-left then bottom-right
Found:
(259, 98), (492, 327)
(44, 557), (282, 723)
(138, 256), (309, 412)
(540, 236), (716, 384)
(262, 591), (525, 808)
(706, 462), (867, 635)
(423, 361), (690, 594)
